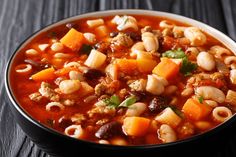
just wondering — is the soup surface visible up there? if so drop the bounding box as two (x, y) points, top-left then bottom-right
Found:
(10, 15), (236, 145)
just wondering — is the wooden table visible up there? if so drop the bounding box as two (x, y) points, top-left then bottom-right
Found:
(1, 0), (236, 156)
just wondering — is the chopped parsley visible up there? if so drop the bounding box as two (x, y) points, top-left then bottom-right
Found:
(118, 96), (137, 108)
(103, 95), (121, 108)
(162, 48), (186, 59)
(198, 96), (204, 104)
(162, 48), (197, 76)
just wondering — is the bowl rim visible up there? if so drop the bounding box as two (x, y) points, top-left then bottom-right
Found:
(4, 9), (236, 149)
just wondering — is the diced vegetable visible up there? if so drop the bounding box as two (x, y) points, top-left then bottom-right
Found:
(31, 67), (55, 81)
(180, 57), (197, 76)
(84, 49), (107, 69)
(105, 64), (118, 80)
(116, 59), (137, 74)
(119, 96), (137, 108)
(103, 95), (121, 108)
(137, 59), (157, 73)
(155, 107), (182, 128)
(152, 58), (180, 80)
(162, 48), (197, 76)
(60, 28), (84, 51)
(162, 48), (186, 59)
(123, 117), (150, 136)
(182, 98), (212, 121)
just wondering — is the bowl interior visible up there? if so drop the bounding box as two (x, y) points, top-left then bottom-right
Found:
(5, 9), (236, 148)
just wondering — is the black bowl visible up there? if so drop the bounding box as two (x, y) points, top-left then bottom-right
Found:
(4, 10), (236, 157)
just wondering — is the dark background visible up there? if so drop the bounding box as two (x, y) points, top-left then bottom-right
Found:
(1, 0), (236, 156)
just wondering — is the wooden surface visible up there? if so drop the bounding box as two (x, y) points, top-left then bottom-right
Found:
(1, 0), (236, 156)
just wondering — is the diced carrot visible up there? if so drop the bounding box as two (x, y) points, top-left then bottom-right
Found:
(137, 59), (157, 73)
(60, 28), (84, 51)
(182, 98), (212, 121)
(152, 57), (180, 80)
(116, 59), (138, 74)
(123, 117), (150, 136)
(31, 67), (55, 81)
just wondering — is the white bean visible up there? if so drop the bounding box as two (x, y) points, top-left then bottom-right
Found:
(15, 64), (32, 73)
(59, 80), (81, 94)
(69, 71), (84, 81)
(51, 42), (63, 52)
(197, 51), (215, 71)
(54, 53), (71, 58)
(195, 86), (225, 103)
(38, 44), (49, 51)
(142, 32), (159, 52)
(25, 49), (39, 56)
(184, 27), (206, 46)
(65, 125), (84, 139)
(158, 124), (177, 143)
(212, 106), (232, 122)
(131, 42), (145, 53)
(64, 61), (81, 68)
(159, 20), (175, 29)
(83, 32), (96, 43)
(46, 102), (65, 111)
(126, 102), (147, 117)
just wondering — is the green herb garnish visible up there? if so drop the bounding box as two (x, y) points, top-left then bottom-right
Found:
(180, 57), (197, 76)
(103, 95), (121, 108)
(198, 96), (204, 104)
(162, 48), (186, 59)
(118, 96), (137, 108)
(162, 48), (197, 76)
(80, 44), (93, 54)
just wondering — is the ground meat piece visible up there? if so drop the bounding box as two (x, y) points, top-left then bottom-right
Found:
(128, 79), (147, 92)
(39, 82), (59, 102)
(29, 92), (43, 102)
(96, 118), (109, 125)
(94, 41), (110, 53)
(87, 104), (116, 118)
(111, 33), (133, 48)
(177, 122), (195, 138)
(71, 113), (86, 124)
(95, 80), (120, 96)
(95, 83), (106, 96)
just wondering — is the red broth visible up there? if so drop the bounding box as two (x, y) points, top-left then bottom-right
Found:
(10, 15), (236, 145)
